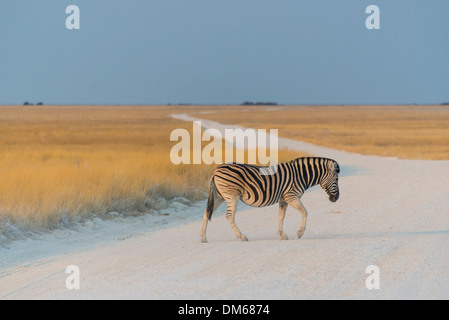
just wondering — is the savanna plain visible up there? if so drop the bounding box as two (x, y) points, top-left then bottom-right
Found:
(1, 104), (449, 299)
(1, 104), (448, 236)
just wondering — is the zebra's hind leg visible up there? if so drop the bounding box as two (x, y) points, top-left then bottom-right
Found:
(277, 200), (288, 240)
(200, 210), (209, 243)
(225, 196), (248, 241)
(200, 197), (224, 243)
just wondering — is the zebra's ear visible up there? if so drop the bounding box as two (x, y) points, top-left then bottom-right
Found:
(334, 163), (340, 173)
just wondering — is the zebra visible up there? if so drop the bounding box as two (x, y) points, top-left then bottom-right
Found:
(200, 157), (340, 243)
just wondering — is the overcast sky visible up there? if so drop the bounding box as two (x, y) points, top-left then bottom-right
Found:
(1, 0), (448, 105)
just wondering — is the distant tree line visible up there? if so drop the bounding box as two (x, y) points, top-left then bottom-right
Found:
(241, 101), (278, 106)
(23, 102), (44, 106)
(165, 102), (279, 106)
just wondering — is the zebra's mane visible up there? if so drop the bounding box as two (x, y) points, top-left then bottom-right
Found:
(290, 156), (335, 163)
(290, 157), (339, 172)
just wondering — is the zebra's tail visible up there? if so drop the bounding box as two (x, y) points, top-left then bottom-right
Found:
(206, 177), (215, 221)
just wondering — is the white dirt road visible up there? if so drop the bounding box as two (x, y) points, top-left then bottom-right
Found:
(1, 114), (449, 299)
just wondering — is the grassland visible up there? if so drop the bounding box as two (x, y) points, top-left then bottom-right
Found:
(0, 105), (303, 232)
(199, 105), (449, 160)
(4, 103), (444, 234)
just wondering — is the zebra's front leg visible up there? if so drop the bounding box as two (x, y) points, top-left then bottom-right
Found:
(277, 201), (288, 240)
(225, 197), (248, 241)
(285, 195), (308, 239)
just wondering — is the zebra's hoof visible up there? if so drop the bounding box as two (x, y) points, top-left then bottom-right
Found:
(200, 237), (208, 243)
(240, 235), (248, 241)
(281, 233), (288, 240)
(297, 230), (305, 239)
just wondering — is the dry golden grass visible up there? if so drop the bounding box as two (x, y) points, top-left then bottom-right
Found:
(0, 105), (305, 231)
(0, 105), (210, 229)
(199, 105), (449, 160)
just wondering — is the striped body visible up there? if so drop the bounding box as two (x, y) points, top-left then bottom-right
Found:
(200, 157), (340, 243)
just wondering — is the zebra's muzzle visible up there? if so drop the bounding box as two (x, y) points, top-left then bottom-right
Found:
(329, 194), (339, 203)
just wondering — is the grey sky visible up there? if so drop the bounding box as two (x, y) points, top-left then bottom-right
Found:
(1, 0), (448, 105)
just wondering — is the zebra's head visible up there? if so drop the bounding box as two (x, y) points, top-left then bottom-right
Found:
(320, 160), (340, 203)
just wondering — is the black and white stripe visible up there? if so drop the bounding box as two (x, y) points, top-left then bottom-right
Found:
(200, 157), (340, 243)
